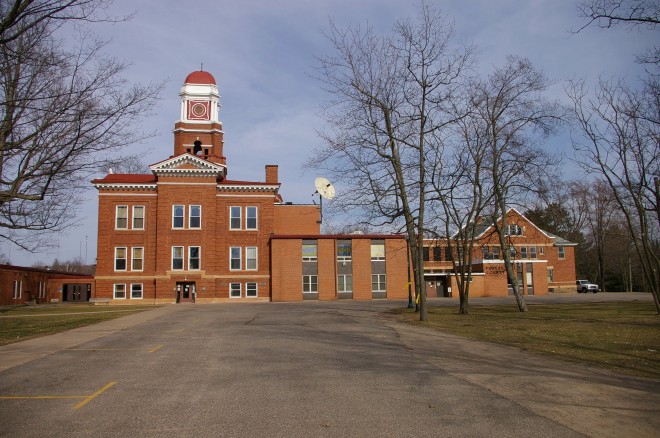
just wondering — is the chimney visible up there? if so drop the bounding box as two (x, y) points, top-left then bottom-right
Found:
(265, 165), (278, 184)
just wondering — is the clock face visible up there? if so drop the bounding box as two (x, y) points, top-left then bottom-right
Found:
(187, 101), (210, 120)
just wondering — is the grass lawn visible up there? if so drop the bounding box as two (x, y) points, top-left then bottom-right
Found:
(394, 302), (660, 380)
(0, 304), (159, 346)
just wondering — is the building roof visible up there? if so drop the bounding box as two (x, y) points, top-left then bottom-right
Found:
(184, 70), (216, 85)
(270, 234), (405, 240)
(91, 174), (157, 184)
(0, 264), (93, 278)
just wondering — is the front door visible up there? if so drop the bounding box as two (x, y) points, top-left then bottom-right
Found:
(176, 282), (196, 303)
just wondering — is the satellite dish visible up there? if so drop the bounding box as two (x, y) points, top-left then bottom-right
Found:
(315, 177), (336, 199)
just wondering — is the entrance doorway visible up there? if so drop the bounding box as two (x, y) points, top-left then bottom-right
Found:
(176, 282), (196, 303)
(63, 284), (91, 302)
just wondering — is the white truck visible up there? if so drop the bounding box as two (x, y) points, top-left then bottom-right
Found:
(576, 280), (599, 293)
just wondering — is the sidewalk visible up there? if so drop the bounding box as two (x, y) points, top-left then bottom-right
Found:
(0, 304), (179, 373)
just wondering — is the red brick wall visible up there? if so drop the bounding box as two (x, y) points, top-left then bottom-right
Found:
(273, 205), (320, 235)
(271, 239), (303, 301)
(385, 239), (409, 299)
(318, 239), (337, 301)
(352, 239), (372, 300)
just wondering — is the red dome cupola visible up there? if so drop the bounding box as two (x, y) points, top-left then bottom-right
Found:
(184, 70), (217, 85)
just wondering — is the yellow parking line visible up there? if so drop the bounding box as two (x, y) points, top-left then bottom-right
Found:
(73, 381), (116, 410)
(149, 344), (163, 353)
(69, 348), (156, 352)
(0, 381), (117, 410)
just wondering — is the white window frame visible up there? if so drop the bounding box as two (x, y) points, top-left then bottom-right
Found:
(230, 206), (242, 230)
(116, 205), (128, 229)
(229, 283), (241, 298)
(115, 247), (127, 271)
(530, 246), (537, 259)
(130, 283), (143, 299)
(131, 247), (144, 271)
(189, 205), (202, 229)
(230, 247), (242, 271)
(371, 274), (386, 292)
(245, 206), (258, 230)
(506, 224), (523, 236)
(132, 205), (145, 230)
(38, 281), (46, 299)
(245, 247), (258, 270)
(114, 284), (126, 299)
(172, 205), (185, 229)
(172, 246), (184, 270)
(12, 280), (21, 299)
(558, 246), (565, 260)
(371, 242), (385, 261)
(520, 246), (528, 259)
(246, 282), (258, 298)
(302, 275), (318, 293)
(189, 246), (201, 270)
(302, 242), (318, 261)
(337, 240), (352, 262)
(338, 274), (352, 293)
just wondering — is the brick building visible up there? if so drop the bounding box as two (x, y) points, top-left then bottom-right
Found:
(92, 70), (410, 304)
(422, 208), (577, 298)
(0, 264), (93, 306)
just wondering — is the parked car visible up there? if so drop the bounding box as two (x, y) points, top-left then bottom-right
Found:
(576, 280), (599, 293)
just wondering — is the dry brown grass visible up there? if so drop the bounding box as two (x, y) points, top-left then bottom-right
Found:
(394, 302), (660, 380)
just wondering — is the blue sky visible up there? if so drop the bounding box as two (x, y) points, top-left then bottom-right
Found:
(4, 0), (653, 266)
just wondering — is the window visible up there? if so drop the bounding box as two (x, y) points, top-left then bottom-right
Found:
(116, 206), (128, 229)
(132, 247), (144, 271)
(529, 246), (537, 259)
(230, 247), (241, 270)
(230, 206), (241, 230)
(38, 281), (46, 299)
(189, 205), (201, 228)
(172, 246), (184, 270)
(371, 240), (385, 261)
(337, 240), (352, 261)
(246, 206), (257, 230)
(558, 246), (565, 260)
(547, 268), (554, 282)
(12, 280), (21, 299)
(303, 275), (318, 293)
(246, 247), (257, 270)
(132, 206), (144, 229)
(173, 205), (185, 228)
(114, 284), (126, 299)
(230, 283), (241, 298)
(433, 247), (441, 261)
(338, 274), (353, 292)
(131, 283), (143, 299)
(246, 282), (258, 298)
(423, 247), (430, 262)
(538, 246), (545, 255)
(302, 240), (317, 261)
(520, 246), (528, 259)
(509, 246), (517, 258)
(506, 224), (523, 236)
(189, 246), (201, 270)
(115, 247), (127, 271)
(372, 274), (386, 292)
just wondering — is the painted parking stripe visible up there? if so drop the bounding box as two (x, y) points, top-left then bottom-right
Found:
(0, 381), (116, 410)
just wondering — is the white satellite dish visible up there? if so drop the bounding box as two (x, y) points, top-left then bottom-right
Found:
(315, 177), (336, 199)
(313, 177), (335, 224)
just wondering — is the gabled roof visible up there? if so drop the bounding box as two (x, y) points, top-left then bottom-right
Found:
(149, 153), (226, 176)
(451, 207), (576, 245)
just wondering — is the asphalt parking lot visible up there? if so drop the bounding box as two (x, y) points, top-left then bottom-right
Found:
(0, 293), (658, 437)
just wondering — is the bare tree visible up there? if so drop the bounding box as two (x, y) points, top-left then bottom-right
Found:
(0, 0), (121, 45)
(568, 77), (660, 312)
(0, 18), (160, 250)
(428, 87), (493, 314)
(470, 56), (562, 312)
(312, 3), (472, 320)
(576, 0), (659, 30)
(575, 0), (659, 66)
